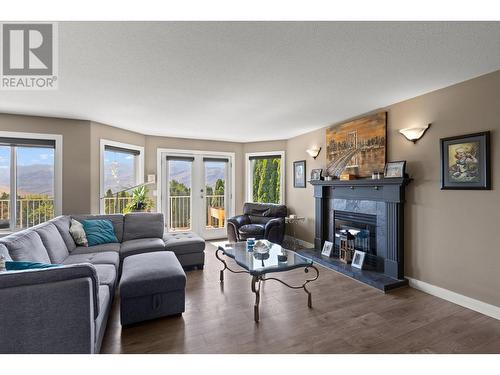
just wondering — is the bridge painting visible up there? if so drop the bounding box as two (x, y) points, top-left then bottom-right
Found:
(326, 112), (387, 178)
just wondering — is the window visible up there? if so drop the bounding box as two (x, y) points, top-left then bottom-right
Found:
(0, 133), (61, 231)
(246, 152), (285, 204)
(100, 140), (144, 214)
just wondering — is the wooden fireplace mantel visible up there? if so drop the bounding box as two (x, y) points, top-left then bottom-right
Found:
(309, 177), (411, 187)
(309, 177), (412, 203)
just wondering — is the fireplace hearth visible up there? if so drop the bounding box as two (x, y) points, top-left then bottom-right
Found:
(298, 177), (411, 292)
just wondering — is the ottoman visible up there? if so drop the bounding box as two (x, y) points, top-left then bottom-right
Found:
(163, 232), (205, 269)
(119, 251), (186, 326)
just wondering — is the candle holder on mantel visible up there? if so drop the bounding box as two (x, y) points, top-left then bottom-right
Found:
(339, 230), (355, 264)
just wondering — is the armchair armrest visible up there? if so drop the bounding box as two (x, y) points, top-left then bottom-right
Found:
(265, 217), (286, 245)
(227, 214), (251, 228)
(227, 215), (251, 243)
(0, 264), (100, 353)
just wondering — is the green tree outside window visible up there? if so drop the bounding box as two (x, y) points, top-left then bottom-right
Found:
(252, 157), (281, 204)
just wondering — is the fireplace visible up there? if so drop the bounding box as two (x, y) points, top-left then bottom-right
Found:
(333, 210), (381, 270)
(334, 210), (377, 255)
(298, 177), (411, 292)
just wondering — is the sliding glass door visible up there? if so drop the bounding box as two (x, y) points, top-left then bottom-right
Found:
(162, 152), (232, 240)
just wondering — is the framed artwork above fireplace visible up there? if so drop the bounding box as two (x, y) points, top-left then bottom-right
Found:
(326, 112), (387, 178)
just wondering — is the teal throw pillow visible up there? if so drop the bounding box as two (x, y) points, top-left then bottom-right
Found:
(6, 261), (61, 271)
(81, 219), (118, 247)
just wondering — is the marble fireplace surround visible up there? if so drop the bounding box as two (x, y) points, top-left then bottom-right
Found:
(300, 178), (411, 291)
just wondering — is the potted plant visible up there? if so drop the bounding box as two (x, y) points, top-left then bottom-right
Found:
(125, 185), (154, 213)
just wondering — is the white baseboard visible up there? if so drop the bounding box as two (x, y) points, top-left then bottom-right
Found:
(407, 277), (500, 321)
(284, 235), (314, 249)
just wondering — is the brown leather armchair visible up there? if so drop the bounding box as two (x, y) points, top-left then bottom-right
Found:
(227, 202), (287, 245)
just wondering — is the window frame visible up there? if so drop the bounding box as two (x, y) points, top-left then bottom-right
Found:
(99, 139), (144, 214)
(0, 131), (63, 231)
(245, 151), (286, 205)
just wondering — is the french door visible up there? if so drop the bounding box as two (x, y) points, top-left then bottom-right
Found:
(161, 151), (233, 240)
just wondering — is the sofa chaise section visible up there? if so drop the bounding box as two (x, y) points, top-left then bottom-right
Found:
(163, 232), (205, 269)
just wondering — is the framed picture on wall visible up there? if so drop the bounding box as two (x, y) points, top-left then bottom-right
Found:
(440, 131), (491, 190)
(293, 160), (306, 188)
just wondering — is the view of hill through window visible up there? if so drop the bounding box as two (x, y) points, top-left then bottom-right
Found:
(0, 145), (55, 229)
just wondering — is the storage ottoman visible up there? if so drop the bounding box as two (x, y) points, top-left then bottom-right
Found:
(163, 232), (205, 269)
(119, 251), (186, 326)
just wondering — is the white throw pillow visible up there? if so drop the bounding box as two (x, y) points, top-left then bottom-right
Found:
(69, 219), (88, 247)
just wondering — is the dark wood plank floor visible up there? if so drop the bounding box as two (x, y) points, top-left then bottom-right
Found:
(101, 242), (500, 354)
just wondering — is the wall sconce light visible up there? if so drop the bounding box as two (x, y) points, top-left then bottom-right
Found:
(306, 147), (322, 159)
(399, 123), (431, 143)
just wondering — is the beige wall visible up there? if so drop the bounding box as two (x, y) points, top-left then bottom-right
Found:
(0, 114), (92, 214)
(285, 127), (326, 242)
(284, 69), (500, 307)
(392, 71), (500, 307)
(243, 140), (287, 154)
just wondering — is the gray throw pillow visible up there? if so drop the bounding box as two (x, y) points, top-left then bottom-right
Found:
(69, 219), (88, 247)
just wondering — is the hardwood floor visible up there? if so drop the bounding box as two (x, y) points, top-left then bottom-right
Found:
(101, 242), (500, 354)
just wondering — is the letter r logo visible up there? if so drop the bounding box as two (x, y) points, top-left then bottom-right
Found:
(2, 23), (53, 76)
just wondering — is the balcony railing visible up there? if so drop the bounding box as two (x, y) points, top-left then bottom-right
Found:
(0, 195), (226, 231)
(0, 198), (55, 229)
(169, 195), (191, 230)
(168, 194), (225, 231)
(103, 197), (134, 214)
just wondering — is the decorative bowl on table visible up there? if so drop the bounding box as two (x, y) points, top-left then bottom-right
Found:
(253, 240), (272, 254)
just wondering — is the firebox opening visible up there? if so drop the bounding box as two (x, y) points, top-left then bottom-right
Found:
(334, 210), (377, 257)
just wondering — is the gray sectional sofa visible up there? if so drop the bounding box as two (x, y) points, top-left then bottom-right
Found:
(0, 212), (205, 354)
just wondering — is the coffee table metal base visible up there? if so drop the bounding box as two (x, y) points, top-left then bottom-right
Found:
(216, 247), (319, 322)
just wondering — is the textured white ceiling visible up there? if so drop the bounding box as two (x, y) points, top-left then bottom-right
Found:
(1, 22), (500, 142)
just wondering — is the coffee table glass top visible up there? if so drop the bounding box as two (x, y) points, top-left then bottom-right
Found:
(219, 241), (313, 276)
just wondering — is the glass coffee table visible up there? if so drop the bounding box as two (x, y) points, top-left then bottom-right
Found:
(216, 241), (319, 322)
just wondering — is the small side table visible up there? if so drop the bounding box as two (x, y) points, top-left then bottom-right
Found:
(285, 216), (305, 250)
